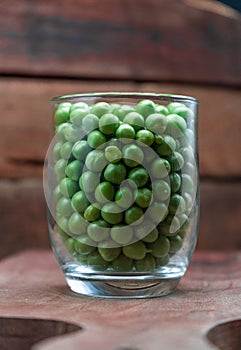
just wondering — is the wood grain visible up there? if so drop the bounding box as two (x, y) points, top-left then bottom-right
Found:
(0, 179), (240, 259)
(0, 250), (240, 350)
(0, 0), (240, 84)
(0, 78), (241, 178)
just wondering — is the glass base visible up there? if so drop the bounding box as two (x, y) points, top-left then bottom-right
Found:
(65, 272), (181, 299)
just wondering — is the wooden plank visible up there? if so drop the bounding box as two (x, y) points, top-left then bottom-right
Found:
(0, 180), (49, 259)
(0, 78), (240, 178)
(0, 179), (240, 259)
(197, 181), (241, 250)
(0, 0), (240, 84)
(0, 250), (240, 350)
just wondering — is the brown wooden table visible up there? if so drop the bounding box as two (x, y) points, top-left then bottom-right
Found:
(0, 250), (240, 350)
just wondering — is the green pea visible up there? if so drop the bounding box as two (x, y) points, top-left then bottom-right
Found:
(109, 103), (120, 112)
(155, 254), (169, 267)
(79, 171), (99, 193)
(148, 235), (170, 258)
(54, 185), (62, 202)
(142, 227), (159, 243)
(115, 123), (135, 142)
(154, 135), (165, 144)
(152, 180), (171, 201)
(91, 102), (110, 117)
(99, 113), (119, 135)
(154, 135), (176, 156)
(181, 173), (194, 194)
(84, 203), (101, 222)
(112, 254), (133, 272)
(145, 113), (167, 134)
(58, 226), (69, 241)
(58, 102), (72, 109)
(183, 192), (193, 214)
(122, 144), (144, 167)
(95, 182), (115, 203)
(85, 150), (107, 172)
(60, 142), (73, 160)
(63, 124), (83, 143)
(167, 102), (185, 113)
(182, 162), (197, 179)
(101, 203), (123, 225)
(178, 213), (189, 229)
(104, 162), (127, 185)
(178, 229), (187, 239)
(148, 202), (168, 223)
(53, 142), (63, 162)
(185, 129), (195, 145)
(56, 197), (73, 216)
(68, 212), (87, 235)
(169, 105), (194, 122)
(180, 146), (195, 163)
(59, 178), (78, 198)
(159, 215), (180, 236)
(72, 140), (91, 161)
(135, 254), (156, 272)
(70, 102), (89, 112)
(104, 145), (122, 163)
(136, 129), (154, 146)
(65, 238), (75, 254)
(70, 107), (89, 126)
(165, 114), (187, 138)
(82, 113), (99, 132)
(136, 99), (156, 117)
(87, 130), (106, 148)
(142, 147), (156, 164)
(135, 188), (153, 208)
(65, 160), (83, 181)
(151, 158), (171, 178)
(113, 104), (135, 121)
(74, 238), (96, 255)
(57, 216), (70, 235)
(87, 251), (109, 270)
(106, 138), (121, 148)
(155, 104), (168, 115)
(110, 225), (133, 245)
(98, 246), (121, 262)
(166, 151), (184, 171)
(115, 186), (133, 208)
(87, 220), (110, 242)
(54, 106), (70, 126)
(123, 241), (149, 260)
(125, 206), (144, 225)
(71, 190), (89, 213)
(169, 234), (183, 253)
(55, 158), (67, 182)
(123, 112), (144, 131)
(55, 123), (69, 141)
(128, 167), (149, 187)
(134, 221), (156, 240)
(169, 173), (181, 193)
(169, 194), (186, 215)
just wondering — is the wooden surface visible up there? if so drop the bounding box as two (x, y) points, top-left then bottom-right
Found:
(0, 0), (240, 84)
(0, 0), (240, 255)
(0, 250), (240, 350)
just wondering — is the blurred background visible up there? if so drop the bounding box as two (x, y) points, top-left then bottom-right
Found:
(0, 0), (240, 259)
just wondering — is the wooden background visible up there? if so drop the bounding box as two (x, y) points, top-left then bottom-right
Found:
(0, 0), (240, 258)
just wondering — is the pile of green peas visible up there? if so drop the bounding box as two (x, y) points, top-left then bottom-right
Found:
(53, 98), (196, 272)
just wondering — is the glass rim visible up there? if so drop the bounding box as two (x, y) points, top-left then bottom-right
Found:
(51, 92), (198, 105)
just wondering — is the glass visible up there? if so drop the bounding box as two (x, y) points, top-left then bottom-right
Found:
(43, 92), (199, 298)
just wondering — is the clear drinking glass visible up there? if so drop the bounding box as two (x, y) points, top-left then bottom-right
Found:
(43, 92), (199, 298)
